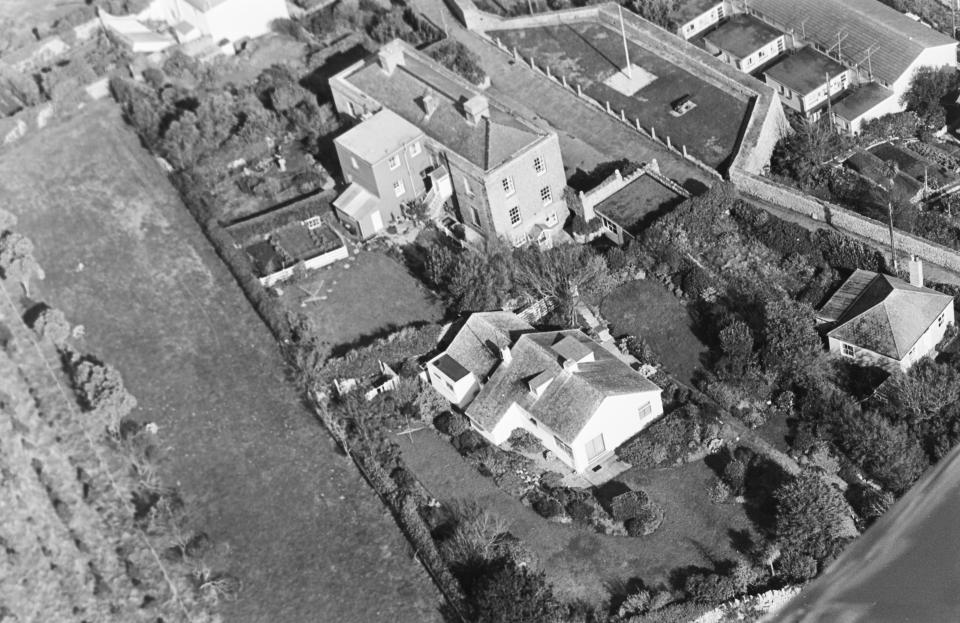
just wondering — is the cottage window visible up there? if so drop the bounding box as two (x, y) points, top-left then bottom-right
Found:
(939, 313), (945, 327)
(463, 176), (474, 196)
(638, 402), (653, 418)
(350, 156), (359, 169)
(539, 186), (552, 205)
(544, 211), (558, 227)
(409, 141), (422, 157)
(471, 206), (482, 226)
(533, 155), (546, 175)
(585, 434), (606, 461)
(388, 154), (400, 170)
(841, 343), (855, 358)
(502, 176), (516, 196)
(509, 206), (521, 226)
(758, 49), (765, 59)
(393, 179), (405, 197)
(553, 435), (572, 457)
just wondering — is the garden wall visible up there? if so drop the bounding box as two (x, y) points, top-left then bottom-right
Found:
(258, 243), (349, 287)
(729, 169), (960, 273)
(475, 5), (602, 31)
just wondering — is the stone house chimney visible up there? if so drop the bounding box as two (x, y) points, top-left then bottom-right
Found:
(909, 255), (924, 287)
(499, 344), (512, 366)
(377, 40), (405, 75)
(463, 95), (490, 125)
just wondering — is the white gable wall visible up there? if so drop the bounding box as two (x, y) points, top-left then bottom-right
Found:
(571, 390), (663, 472)
(890, 44), (958, 102)
(202, 0), (288, 43)
(677, 2), (728, 40)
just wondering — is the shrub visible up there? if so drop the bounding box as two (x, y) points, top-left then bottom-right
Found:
(69, 355), (138, 431)
(29, 306), (70, 348)
(722, 459), (747, 496)
(625, 502), (664, 536)
(606, 247), (628, 272)
(434, 411), (468, 436)
(708, 477), (731, 504)
(616, 405), (705, 468)
(684, 570), (738, 604)
(610, 490), (649, 522)
(531, 495), (563, 519)
(681, 265), (712, 298)
(565, 499), (594, 524)
(776, 548), (818, 582)
(774, 472), (858, 562)
(455, 429), (487, 453)
(507, 428), (542, 453)
(428, 40), (487, 85)
(462, 558), (560, 623)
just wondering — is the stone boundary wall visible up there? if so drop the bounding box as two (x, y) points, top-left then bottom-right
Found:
(730, 168), (960, 272)
(475, 5), (602, 31)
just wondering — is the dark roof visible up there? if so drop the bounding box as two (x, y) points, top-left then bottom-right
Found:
(441, 312), (534, 381)
(346, 47), (542, 171)
(823, 270), (953, 359)
(595, 173), (687, 235)
(832, 83), (895, 121)
(674, 0), (725, 24)
(764, 46), (847, 95)
(433, 353), (470, 382)
(704, 15), (784, 59)
(467, 330), (661, 442)
(748, 0), (956, 85)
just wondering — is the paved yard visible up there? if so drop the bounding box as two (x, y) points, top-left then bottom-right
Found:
(601, 279), (709, 385)
(491, 23), (749, 169)
(400, 429), (752, 603)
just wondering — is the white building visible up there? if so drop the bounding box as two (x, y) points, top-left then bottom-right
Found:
(817, 259), (955, 373)
(703, 14), (786, 73)
(428, 313), (664, 474)
(675, 0), (730, 40)
(140, 0), (288, 44)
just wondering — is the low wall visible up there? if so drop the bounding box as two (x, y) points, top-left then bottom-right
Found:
(730, 168), (960, 273)
(479, 5), (601, 31)
(259, 243), (350, 287)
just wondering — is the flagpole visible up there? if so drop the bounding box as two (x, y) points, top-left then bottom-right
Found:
(619, 4), (632, 79)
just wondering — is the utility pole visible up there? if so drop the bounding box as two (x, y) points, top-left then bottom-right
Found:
(825, 72), (835, 132)
(619, 3), (632, 79)
(888, 200), (898, 272)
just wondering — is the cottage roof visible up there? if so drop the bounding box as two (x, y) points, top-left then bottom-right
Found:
(764, 46), (847, 96)
(345, 42), (543, 171)
(440, 312), (534, 381)
(704, 15), (784, 59)
(334, 109), (424, 164)
(467, 330), (660, 443)
(595, 172), (687, 236)
(674, 0), (724, 25)
(748, 0), (956, 85)
(823, 270), (952, 360)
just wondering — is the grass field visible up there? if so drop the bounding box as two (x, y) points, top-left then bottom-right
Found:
(276, 249), (446, 353)
(491, 22), (750, 168)
(601, 279), (708, 385)
(400, 430), (753, 603)
(0, 101), (442, 623)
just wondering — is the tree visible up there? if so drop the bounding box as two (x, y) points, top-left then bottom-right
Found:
(761, 298), (822, 382)
(718, 319), (755, 379)
(69, 356), (138, 432)
(30, 306), (70, 348)
(0, 231), (44, 294)
(833, 409), (929, 494)
(462, 558), (559, 623)
(881, 358), (960, 425)
(512, 244), (608, 326)
(769, 119), (847, 191)
(902, 66), (958, 127)
(774, 471), (857, 562)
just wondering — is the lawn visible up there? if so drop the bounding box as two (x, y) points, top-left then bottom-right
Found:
(0, 101), (441, 623)
(275, 248), (446, 353)
(400, 429), (754, 603)
(491, 22), (751, 168)
(601, 279), (709, 385)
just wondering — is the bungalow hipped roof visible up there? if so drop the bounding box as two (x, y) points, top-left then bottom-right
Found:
(467, 330), (660, 443)
(820, 269), (952, 360)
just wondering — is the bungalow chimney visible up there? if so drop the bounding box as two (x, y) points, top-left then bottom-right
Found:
(463, 95), (490, 125)
(562, 358), (579, 373)
(420, 89), (438, 119)
(909, 255), (924, 287)
(499, 345), (512, 366)
(377, 40), (405, 75)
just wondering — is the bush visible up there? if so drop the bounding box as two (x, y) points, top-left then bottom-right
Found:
(454, 429), (487, 453)
(774, 472), (857, 562)
(625, 502), (663, 536)
(708, 477), (731, 504)
(565, 499), (594, 524)
(610, 490), (649, 522)
(428, 40), (487, 85)
(616, 405), (705, 468)
(531, 495), (564, 519)
(462, 558), (560, 623)
(435, 411), (467, 436)
(507, 428), (542, 453)
(681, 265), (712, 299)
(69, 355), (138, 431)
(684, 570), (738, 604)
(776, 548), (818, 582)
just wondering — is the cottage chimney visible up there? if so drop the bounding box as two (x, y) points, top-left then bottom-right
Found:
(562, 359), (579, 373)
(463, 95), (490, 125)
(499, 345), (512, 366)
(909, 255), (924, 287)
(420, 89), (438, 119)
(377, 40), (405, 75)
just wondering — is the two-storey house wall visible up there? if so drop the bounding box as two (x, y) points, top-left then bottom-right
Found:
(482, 134), (568, 247)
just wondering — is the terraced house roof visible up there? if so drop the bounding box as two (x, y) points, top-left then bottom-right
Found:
(746, 0), (956, 85)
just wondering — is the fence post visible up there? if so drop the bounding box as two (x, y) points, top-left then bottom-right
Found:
(530, 56), (536, 69)
(683, 144), (688, 158)
(545, 65), (552, 79)
(651, 126), (656, 141)
(666, 136), (672, 150)
(635, 118), (641, 131)
(562, 75), (568, 88)
(606, 101), (612, 114)
(496, 37), (503, 49)
(577, 84), (582, 97)
(620, 109), (626, 122)
(513, 47), (519, 61)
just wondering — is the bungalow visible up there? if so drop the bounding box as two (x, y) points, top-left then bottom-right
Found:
(703, 14), (787, 73)
(764, 46), (851, 119)
(139, 0), (289, 45)
(816, 258), (954, 372)
(428, 312), (664, 474)
(831, 82), (899, 135)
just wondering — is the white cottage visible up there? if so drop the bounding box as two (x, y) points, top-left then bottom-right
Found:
(817, 258), (954, 373)
(428, 313), (663, 474)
